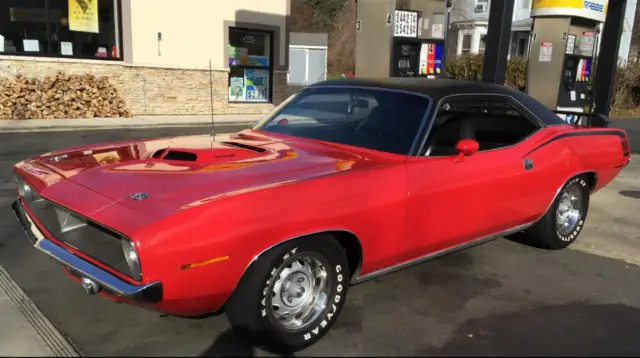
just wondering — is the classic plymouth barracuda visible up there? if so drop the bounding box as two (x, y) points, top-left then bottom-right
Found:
(11, 79), (631, 350)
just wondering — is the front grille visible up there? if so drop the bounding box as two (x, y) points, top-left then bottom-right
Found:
(22, 198), (134, 279)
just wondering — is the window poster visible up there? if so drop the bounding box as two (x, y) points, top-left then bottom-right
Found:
(68, 0), (100, 34)
(228, 77), (245, 101)
(228, 45), (249, 66)
(23, 39), (40, 52)
(61, 42), (73, 56)
(228, 46), (269, 67)
(244, 69), (269, 102)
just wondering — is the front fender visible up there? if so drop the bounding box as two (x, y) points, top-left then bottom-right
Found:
(133, 165), (406, 316)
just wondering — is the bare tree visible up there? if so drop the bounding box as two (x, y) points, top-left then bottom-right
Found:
(327, 0), (356, 75)
(290, 0), (318, 32)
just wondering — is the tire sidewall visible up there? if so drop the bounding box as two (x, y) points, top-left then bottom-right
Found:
(256, 239), (349, 348)
(554, 176), (590, 244)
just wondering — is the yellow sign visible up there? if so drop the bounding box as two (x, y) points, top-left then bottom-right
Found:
(532, 0), (607, 22)
(68, 0), (99, 33)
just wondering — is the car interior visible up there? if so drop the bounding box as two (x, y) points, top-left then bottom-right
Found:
(261, 91), (541, 157)
(262, 90), (427, 155)
(423, 100), (541, 156)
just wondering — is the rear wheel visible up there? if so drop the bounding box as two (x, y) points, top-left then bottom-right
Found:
(523, 175), (590, 250)
(225, 236), (349, 351)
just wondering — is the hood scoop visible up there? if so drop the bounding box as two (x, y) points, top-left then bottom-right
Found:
(151, 141), (267, 163)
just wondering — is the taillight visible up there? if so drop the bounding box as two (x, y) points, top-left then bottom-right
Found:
(621, 135), (630, 157)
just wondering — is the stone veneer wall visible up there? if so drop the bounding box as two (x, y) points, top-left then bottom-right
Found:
(0, 56), (289, 116)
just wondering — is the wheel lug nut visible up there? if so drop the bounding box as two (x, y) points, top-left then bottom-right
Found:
(298, 277), (304, 282)
(287, 297), (292, 303)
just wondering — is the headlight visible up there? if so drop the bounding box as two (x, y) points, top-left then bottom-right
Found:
(14, 172), (43, 203)
(14, 172), (34, 201)
(121, 238), (142, 281)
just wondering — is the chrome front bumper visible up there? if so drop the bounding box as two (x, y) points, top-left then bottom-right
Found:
(11, 200), (162, 303)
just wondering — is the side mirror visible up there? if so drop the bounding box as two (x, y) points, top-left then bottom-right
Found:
(454, 139), (479, 162)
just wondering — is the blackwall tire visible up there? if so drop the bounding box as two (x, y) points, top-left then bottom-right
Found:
(225, 235), (350, 351)
(524, 174), (590, 250)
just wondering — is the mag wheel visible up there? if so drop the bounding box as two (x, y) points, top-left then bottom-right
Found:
(225, 235), (350, 352)
(266, 252), (331, 332)
(524, 175), (590, 250)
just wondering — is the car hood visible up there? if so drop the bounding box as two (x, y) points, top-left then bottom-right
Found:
(29, 129), (400, 216)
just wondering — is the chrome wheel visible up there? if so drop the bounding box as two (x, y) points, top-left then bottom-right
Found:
(267, 252), (331, 331)
(556, 183), (583, 235)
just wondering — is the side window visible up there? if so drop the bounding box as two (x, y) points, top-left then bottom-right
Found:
(424, 97), (540, 156)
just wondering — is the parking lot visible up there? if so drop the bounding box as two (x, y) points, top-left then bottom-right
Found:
(1, 125), (639, 356)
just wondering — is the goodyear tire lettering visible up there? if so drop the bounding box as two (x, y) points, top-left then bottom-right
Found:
(302, 264), (343, 340)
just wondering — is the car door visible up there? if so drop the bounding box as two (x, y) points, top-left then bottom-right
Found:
(403, 95), (545, 258)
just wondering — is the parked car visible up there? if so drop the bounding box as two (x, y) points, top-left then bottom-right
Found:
(11, 78), (631, 351)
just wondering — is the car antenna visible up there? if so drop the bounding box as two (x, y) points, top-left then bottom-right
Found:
(209, 59), (216, 141)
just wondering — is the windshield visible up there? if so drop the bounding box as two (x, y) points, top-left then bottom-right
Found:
(253, 86), (431, 155)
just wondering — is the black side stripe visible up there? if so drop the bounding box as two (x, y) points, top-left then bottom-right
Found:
(523, 130), (626, 157)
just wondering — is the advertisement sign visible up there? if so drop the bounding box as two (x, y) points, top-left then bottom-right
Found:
(68, 0), (99, 33)
(419, 43), (443, 75)
(228, 46), (269, 67)
(229, 77), (245, 101)
(539, 42), (553, 62)
(228, 69), (269, 102)
(531, 0), (608, 22)
(579, 31), (595, 54)
(244, 69), (269, 102)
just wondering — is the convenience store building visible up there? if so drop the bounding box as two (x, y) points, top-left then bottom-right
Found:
(0, 0), (291, 116)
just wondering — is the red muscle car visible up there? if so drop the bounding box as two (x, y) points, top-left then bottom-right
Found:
(11, 79), (631, 350)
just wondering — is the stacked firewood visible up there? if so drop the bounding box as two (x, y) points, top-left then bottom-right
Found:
(0, 72), (131, 120)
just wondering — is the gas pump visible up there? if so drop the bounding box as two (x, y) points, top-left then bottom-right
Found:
(391, 39), (421, 77)
(391, 37), (445, 77)
(354, 0), (448, 79)
(526, 0), (606, 124)
(557, 29), (598, 112)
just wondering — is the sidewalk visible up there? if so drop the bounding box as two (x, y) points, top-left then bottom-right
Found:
(0, 114), (263, 133)
(0, 266), (79, 357)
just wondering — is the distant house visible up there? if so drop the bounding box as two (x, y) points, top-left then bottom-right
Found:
(449, 0), (638, 65)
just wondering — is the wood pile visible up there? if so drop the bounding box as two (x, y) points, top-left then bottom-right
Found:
(0, 72), (131, 120)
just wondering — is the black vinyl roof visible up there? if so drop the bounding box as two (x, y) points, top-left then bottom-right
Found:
(308, 78), (567, 126)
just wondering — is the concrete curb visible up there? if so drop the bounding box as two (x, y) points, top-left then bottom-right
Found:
(0, 121), (255, 133)
(0, 266), (80, 357)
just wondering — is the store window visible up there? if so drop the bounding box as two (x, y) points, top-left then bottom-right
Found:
(0, 0), (123, 60)
(228, 28), (273, 103)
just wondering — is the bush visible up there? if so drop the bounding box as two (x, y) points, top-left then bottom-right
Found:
(445, 54), (640, 117)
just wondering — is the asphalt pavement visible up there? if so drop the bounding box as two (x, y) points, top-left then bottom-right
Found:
(1, 126), (640, 356)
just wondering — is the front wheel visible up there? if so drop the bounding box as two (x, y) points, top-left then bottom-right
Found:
(225, 236), (350, 351)
(523, 175), (590, 250)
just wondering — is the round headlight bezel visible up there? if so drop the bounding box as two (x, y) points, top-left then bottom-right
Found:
(121, 238), (142, 281)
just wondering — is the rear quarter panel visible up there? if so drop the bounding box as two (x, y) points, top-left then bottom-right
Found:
(562, 128), (629, 191)
(516, 126), (627, 223)
(133, 163), (408, 315)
